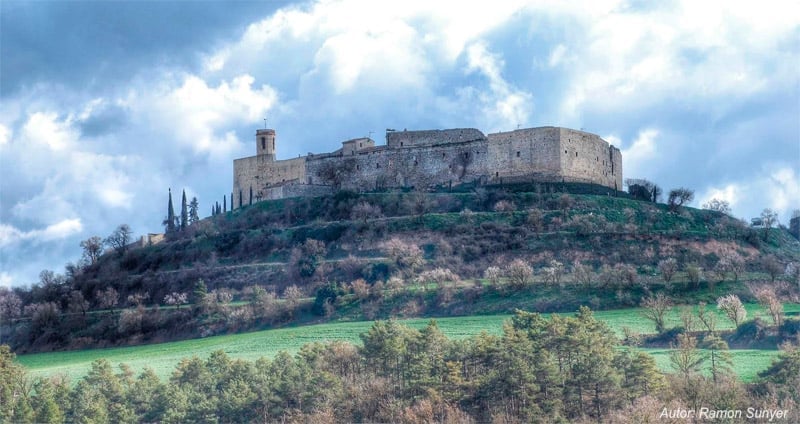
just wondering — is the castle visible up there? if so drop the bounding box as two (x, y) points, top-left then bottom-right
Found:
(232, 126), (622, 208)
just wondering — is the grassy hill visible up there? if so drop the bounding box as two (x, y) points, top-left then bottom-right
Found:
(2, 183), (799, 353)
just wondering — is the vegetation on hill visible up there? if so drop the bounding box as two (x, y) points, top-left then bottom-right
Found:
(1, 183), (798, 353)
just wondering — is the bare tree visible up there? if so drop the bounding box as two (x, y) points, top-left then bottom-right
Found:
(658, 258), (678, 283)
(572, 261), (593, 286)
(96, 287), (119, 312)
(67, 290), (89, 316)
(752, 286), (784, 327)
(696, 302), (717, 333)
(760, 208), (778, 241)
(716, 294), (747, 328)
(762, 255), (783, 282)
(105, 224), (133, 256)
(80, 236), (104, 265)
(641, 293), (672, 333)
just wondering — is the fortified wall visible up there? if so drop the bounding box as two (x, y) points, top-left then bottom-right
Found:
(232, 126), (622, 208)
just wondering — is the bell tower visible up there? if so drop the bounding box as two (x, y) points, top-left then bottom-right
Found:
(256, 129), (276, 161)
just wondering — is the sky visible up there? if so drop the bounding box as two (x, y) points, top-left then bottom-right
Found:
(0, 0), (798, 287)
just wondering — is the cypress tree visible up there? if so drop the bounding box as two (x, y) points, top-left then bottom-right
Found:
(165, 188), (176, 234)
(223, 195), (227, 213)
(180, 190), (188, 231)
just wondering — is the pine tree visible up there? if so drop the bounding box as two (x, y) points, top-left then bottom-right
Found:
(189, 197), (199, 224)
(164, 189), (176, 234)
(180, 190), (188, 231)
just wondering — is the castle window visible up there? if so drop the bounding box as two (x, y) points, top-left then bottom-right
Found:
(496, 172), (499, 177)
(356, 165), (360, 170)
(414, 160), (418, 166)
(376, 163), (380, 169)
(564, 150), (568, 154)
(442, 153), (445, 158)
(261, 137), (266, 150)
(516, 151), (520, 157)
(359, 143), (362, 147)
(575, 152), (578, 157)
(401, 142), (404, 147)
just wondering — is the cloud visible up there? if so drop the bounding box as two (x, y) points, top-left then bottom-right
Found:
(620, 129), (659, 179)
(0, 219), (82, 247)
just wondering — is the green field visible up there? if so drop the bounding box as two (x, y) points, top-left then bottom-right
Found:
(16, 304), (797, 383)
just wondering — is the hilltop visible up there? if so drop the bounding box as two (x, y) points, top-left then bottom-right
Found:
(1, 182), (798, 353)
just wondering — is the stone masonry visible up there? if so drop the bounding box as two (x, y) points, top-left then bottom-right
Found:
(232, 126), (622, 208)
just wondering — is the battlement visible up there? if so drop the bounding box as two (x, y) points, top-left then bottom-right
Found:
(232, 126), (622, 208)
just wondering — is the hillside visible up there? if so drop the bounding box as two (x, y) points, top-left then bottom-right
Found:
(2, 182), (799, 353)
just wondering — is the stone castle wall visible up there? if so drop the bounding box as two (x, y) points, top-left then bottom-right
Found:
(233, 126), (622, 208)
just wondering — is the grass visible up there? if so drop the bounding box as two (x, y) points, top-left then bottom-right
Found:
(16, 304), (797, 383)
(644, 348), (781, 382)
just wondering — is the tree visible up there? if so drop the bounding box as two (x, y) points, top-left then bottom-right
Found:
(188, 197), (200, 225)
(96, 287), (119, 312)
(104, 224), (132, 256)
(68, 290), (90, 316)
(505, 259), (533, 289)
(572, 261), (593, 286)
(669, 334), (703, 381)
(752, 286), (784, 327)
(667, 188), (694, 212)
(657, 258), (678, 283)
(760, 208), (778, 241)
(180, 190), (188, 231)
(0, 288), (22, 321)
(685, 263), (703, 289)
(762, 255), (783, 282)
(80, 236), (104, 265)
(696, 302), (717, 333)
(541, 260), (565, 286)
(223, 195), (227, 213)
(702, 198), (732, 215)
(640, 293), (671, 333)
(625, 178), (661, 202)
(716, 294), (746, 328)
(164, 188), (176, 234)
(703, 335), (733, 383)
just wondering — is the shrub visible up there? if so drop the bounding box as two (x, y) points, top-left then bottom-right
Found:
(505, 259), (533, 289)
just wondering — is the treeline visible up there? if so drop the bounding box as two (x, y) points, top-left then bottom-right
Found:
(2, 308), (798, 423)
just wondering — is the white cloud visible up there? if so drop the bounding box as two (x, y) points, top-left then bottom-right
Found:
(0, 124), (10, 145)
(697, 166), (800, 221)
(0, 219), (82, 247)
(464, 42), (533, 130)
(0, 272), (12, 288)
(620, 129), (659, 179)
(145, 74), (277, 158)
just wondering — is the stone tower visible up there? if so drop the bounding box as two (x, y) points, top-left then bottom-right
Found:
(256, 129), (276, 161)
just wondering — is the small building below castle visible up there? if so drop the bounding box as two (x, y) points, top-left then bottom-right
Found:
(232, 126), (622, 208)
